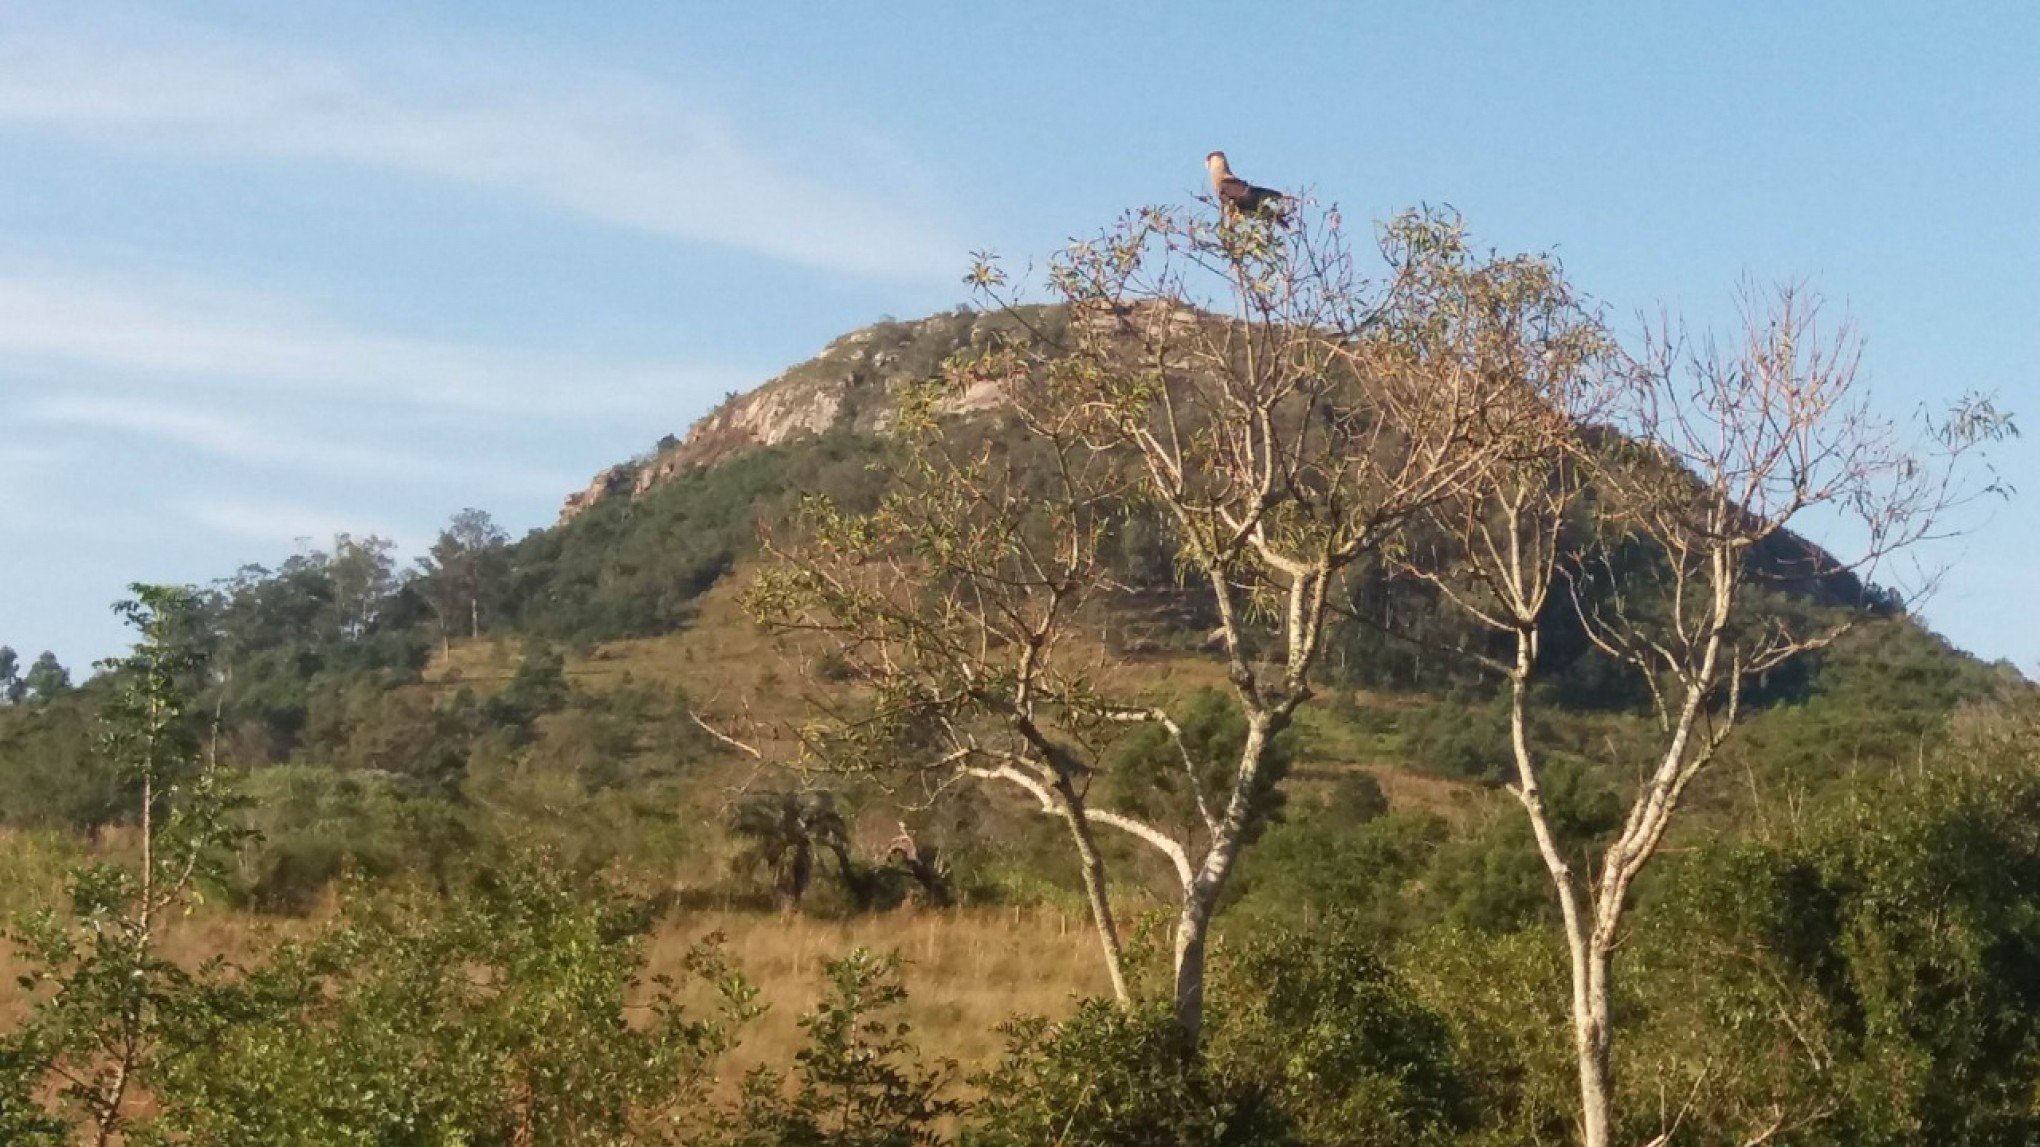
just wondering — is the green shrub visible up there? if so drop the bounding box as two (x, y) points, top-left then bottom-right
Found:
(966, 1002), (1295, 1147)
(1210, 922), (1472, 1147)
(143, 861), (752, 1146)
(1231, 810), (1445, 936)
(721, 950), (957, 1146)
(1397, 697), (1506, 781)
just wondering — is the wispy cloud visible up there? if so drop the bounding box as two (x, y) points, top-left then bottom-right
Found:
(0, 442), (66, 527)
(27, 393), (580, 497)
(182, 496), (403, 550)
(0, 441), (65, 473)
(0, 12), (962, 282)
(0, 268), (742, 417)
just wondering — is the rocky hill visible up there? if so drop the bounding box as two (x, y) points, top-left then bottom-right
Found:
(528, 302), (1932, 648)
(560, 305), (1066, 524)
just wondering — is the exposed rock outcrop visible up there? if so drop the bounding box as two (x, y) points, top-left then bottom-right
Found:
(559, 465), (636, 522)
(558, 305), (1066, 524)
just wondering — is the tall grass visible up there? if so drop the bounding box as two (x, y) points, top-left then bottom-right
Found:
(655, 905), (1109, 1068)
(2, 892), (1109, 1068)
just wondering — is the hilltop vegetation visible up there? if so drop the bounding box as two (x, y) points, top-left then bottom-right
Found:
(0, 199), (2030, 1145)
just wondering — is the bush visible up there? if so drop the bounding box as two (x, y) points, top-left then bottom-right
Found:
(1231, 810), (1445, 936)
(966, 1002), (1295, 1147)
(144, 861), (751, 1145)
(721, 950), (957, 1146)
(231, 767), (474, 914)
(1210, 923), (1472, 1147)
(1399, 697), (1512, 782)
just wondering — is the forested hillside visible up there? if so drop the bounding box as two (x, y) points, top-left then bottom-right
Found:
(0, 202), (2030, 1146)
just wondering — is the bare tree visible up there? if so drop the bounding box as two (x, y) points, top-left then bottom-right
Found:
(1419, 282), (2012, 1147)
(746, 355), (1146, 1001)
(750, 201), (1530, 1044)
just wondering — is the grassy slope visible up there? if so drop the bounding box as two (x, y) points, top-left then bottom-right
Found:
(429, 569), (1496, 826)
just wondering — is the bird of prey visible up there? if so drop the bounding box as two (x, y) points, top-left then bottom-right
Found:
(1206, 151), (1289, 218)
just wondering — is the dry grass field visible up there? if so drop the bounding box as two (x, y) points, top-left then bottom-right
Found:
(655, 905), (1111, 1069)
(0, 895), (1110, 1070)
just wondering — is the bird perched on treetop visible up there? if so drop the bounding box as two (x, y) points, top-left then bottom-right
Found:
(1206, 151), (1289, 219)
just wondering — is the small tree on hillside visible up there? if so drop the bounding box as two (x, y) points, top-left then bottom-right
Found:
(750, 201), (1543, 1043)
(1419, 284), (2012, 1147)
(22, 652), (71, 703)
(0, 645), (21, 704)
(326, 532), (398, 639)
(418, 508), (509, 650)
(1, 586), (241, 1144)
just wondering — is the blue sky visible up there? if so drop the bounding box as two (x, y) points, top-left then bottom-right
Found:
(1, 2), (2033, 671)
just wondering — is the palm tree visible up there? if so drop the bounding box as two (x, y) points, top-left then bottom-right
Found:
(727, 790), (862, 909)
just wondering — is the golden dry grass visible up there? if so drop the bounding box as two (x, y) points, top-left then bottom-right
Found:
(654, 905), (1109, 1069)
(0, 897), (1108, 1070)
